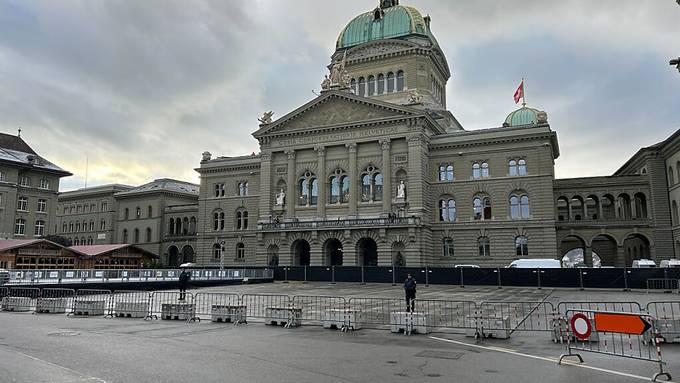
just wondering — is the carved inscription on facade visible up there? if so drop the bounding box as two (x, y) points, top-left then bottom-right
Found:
(273, 126), (400, 148)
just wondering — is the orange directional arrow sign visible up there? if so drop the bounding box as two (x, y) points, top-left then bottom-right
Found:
(593, 312), (652, 335)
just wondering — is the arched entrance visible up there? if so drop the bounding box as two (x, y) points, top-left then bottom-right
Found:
(560, 235), (586, 267)
(168, 245), (179, 267)
(291, 239), (310, 266)
(357, 238), (378, 266)
(392, 242), (406, 267)
(623, 234), (650, 266)
(181, 245), (194, 263)
(324, 239), (343, 266)
(591, 235), (618, 266)
(267, 245), (279, 266)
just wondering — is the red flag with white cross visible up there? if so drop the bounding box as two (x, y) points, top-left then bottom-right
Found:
(513, 80), (524, 104)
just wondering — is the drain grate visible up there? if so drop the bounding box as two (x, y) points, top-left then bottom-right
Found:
(414, 350), (464, 360)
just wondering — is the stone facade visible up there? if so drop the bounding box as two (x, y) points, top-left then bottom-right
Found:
(0, 133), (71, 240)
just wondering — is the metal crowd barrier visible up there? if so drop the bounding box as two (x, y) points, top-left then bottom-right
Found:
(1, 287), (40, 312)
(478, 301), (556, 334)
(413, 299), (477, 332)
(646, 302), (680, 344)
(109, 290), (152, 319)
(646, 279), (680, 294)
(346, 297), (403, 330)
(37, 288), (75, 314)
(291, 295), (347, 326)
(71, 289), (111, 316)
(556, 301), (642, 316)
(193, 292), (241, 322)
(559, 309), (671, 382)
(240, 294), (290, 324)
(149, 292), (196, 321)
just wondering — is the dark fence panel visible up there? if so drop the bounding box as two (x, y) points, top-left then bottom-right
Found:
(627, 268), (668, 289)
(286, 267), (306, 281)
(581, 268), (625, 289)
(334, 267), (362, 282)
(427, 268), (460, 285)
(363, 267), (395, 283)
(464, 268), (500, 286)
(499, 268), (538, 287)
(540, 268), (580, 288)
(306, 267), (332, 282)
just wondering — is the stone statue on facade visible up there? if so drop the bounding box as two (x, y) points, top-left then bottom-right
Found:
(329, 51), (350, 88)
(258, 111), (274, 125)
(396, 180), (406, 199)
(321, 75), (331, 90)
(275, 188), (286, 206)
(407, 89), (423, 104)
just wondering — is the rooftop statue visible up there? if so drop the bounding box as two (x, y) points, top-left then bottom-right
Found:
(258, 111), (274, 125)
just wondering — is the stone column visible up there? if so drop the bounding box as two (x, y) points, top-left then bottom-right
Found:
(258, 152), (272, 221)
(316, 146), (326, 219)
(584, 246), (593, 267)
(598, 200), (604, 220)
(347, 143), (358, 218)
(616, 245), (626, 267)
(285, 150), (296, 219)
(380, 139), (392, 215)
(406, 134), (427, 216)
(630, 195), (638, 219)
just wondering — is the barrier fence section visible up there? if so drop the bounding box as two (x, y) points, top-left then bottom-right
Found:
(38, 288), (76, 314)
(292, 295), (347, 326)
(478, 301), (556, 334)
(346, 297), (404, 330)
(72, 289), (112, 316)
(109, 290), (152, 319)
(646, 279), (680, 294)
(149, 292), (196, 321)
(193, 293), (241, 322)
(2, 287), (40, 311)
(413, 299), (477, 332)
(241, 294), (291, 324)
(559, 309), (671, 382)
(556, 301), (642, 317)
(646, 302), (680, 344)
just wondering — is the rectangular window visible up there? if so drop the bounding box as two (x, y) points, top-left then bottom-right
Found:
(100, 219), (106, 230)
(19, 176), (30, 187)
(37, 199), (47, 213)
(17, 197), (28, 211)
(101, 201), (108, 211)
(39, 179), (50, 190)
(14, 219), (25, 235)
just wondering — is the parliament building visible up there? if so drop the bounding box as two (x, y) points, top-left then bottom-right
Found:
(193, 1), (680, 268)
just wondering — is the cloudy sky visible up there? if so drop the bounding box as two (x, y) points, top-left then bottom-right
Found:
(0, 0), (678, 191)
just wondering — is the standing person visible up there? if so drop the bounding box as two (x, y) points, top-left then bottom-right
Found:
(403, 273), (416, 312)
(178, 267), (190, 301)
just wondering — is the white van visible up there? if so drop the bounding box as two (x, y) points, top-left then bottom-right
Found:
(660, 259), (680, 268)
(632, 259), (656, 268)
(507, 259), (561, 268)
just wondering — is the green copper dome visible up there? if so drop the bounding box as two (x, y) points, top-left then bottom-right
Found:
(504, 106), (548, 127)
(337, 5), (428, 49)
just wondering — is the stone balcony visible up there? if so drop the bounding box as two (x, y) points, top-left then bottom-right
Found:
(258, 216), (422, 232)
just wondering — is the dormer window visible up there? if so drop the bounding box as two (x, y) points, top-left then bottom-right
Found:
(374, 8), (383, 21)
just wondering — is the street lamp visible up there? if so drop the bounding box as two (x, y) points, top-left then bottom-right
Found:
(219, 241), (226, 271)
(671, 58), (680, 74)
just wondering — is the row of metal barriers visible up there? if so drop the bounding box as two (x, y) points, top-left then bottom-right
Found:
(0, 287), (678, 335)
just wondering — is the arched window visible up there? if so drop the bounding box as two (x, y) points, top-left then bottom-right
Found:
(73, 238), (79, 245)
(360, 166), (382, 202)
(396, 70), (404, 91)
(510, 194), (530, 219)
(672, 201), (679, 225)
(134, 228), (140, 243)
(182, 218), (189, 235)
(472, 163), (481, 179)
(62, 222), (67, 233)
(236, 210), (248, 230)
(329, 169), (349, 204)
(387, 72), (395, 92)
(350, 78), (356, 94)
(101, 201), (108, 211)
(69, 221), (74, 232)
(238, 182), (249, 196)
(136, 207), (141, 219)
(87, 237), (93, 245)
(0, 171), (5, 181)
(213, 244), (221, 260)
(146, 227), (152, 242)
(515, 236), (529, 256)
(571, 197), (584, 220)
(443, 237), (454, 257)
(670, 167), (676, 186)
(89, 220), (95, 231)
(518, 159), (527, 175)
(75, 221), (80, 232)
(634, 193), (647, 219)
(439, 164), (454, 181)
(478, 237), (490, 256)
(367, 75), (375, 96)
(213, 211), (225, 231)
(481, 162), (490, 178)
(358, 77), (366, 96)
(438, 165), (446, 181)
(509, 160), (518, 176)
(17, 196), (27, 211)
(473, 196), (492, 220)
(169, 218), (175, 235)
(236, 243), (245, 260)
(123, 229), (128, 243)
(377, 74), (385, 94)
(439, 199), (456, 222)
(299, 171), (318, 206)
(446, 165), (454, 180)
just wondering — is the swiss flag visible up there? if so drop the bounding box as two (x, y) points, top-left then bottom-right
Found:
(513, 80), (524, 104)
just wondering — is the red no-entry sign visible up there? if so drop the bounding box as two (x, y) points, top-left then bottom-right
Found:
(571, 313), (592, 340)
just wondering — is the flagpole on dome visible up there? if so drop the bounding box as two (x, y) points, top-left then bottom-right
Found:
(522, 77), (527, 107)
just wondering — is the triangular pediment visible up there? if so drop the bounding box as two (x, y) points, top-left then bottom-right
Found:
(253, 91), (423, 137)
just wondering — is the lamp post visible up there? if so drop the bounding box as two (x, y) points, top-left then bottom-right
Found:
(219, 241), (225, 271)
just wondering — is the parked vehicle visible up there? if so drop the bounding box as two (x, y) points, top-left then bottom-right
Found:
(507, 259), (561, 268)
(631, 259), (656, 268)
(454, 264), (480, 268)
(659, 259), (680, 268)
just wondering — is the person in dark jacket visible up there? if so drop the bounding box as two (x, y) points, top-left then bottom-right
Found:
(403, 273), (416, 312)
(178, 268), (190, 301)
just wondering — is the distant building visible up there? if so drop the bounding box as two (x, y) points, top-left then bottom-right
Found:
(68, 244), (156, 269)
(0, 239), (75, 269)
(0, 132), (71, 241)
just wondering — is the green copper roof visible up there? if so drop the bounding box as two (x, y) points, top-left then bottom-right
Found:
(337, 5), (428, 49)
(504, 106), (547, 127)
